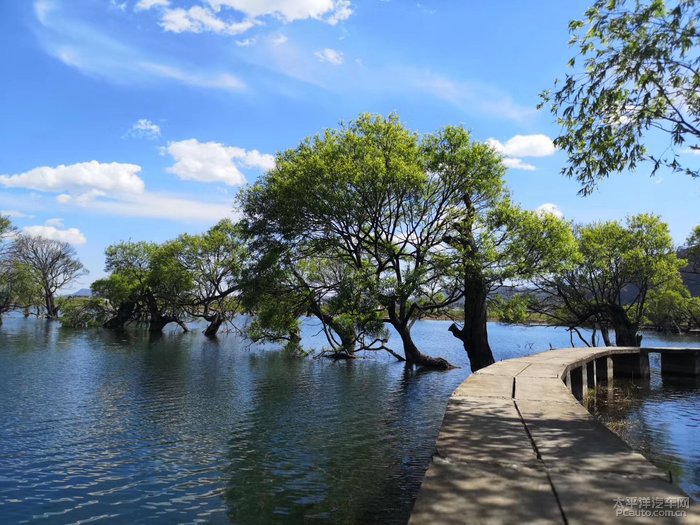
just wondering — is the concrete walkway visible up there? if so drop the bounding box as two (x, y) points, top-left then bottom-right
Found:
(409, 347), (700, 524)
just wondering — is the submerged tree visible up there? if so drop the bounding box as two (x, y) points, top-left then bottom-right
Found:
(423, 126), (577, 370)
(12, 235), (87, 319)
(92, 241), (190, 332)
(532, 214), (686, 346)
(240, 115), (576, 371)
(167, 219), (247, 337)
(540, 0), (700, 194)
(240, 114), (456, 367)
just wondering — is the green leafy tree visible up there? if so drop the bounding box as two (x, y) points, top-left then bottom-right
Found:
(533, 214), (686, 345)
(488, 294), (533, 324)
(240, 114), (457, 368)
(93, 241), (191, 332)
(424, 126), (578, 370)
(166, 219), (248, 337)
(58, 297), (113, 328)
(540, 0), (700, 194)
(241, 115), (577, 370)
(683, 225), (700, 272)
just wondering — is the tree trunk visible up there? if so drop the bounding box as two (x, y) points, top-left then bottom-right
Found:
(204, 312), (224, 338)
(149, 314), (173, 333)
(104, 301), (136, 329)
(308, 303), (357, 354)
(449, 280), (495, 372)
(45, 292), (58, 319)
(609, 306), (639, 347)
(393, 321), (453, 369)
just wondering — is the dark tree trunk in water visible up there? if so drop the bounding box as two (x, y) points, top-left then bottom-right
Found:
(609, 306), (640, 346)
(45, 292), (58, 319)
(393, 321), (453, 369)
(448, 281), (495, 372)
(203, 312), (224, 338)
(145, 293), (186, 333)
(104, 301), (136, 329)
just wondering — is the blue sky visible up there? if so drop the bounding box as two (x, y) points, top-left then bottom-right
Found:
(1, 0), (699, 291)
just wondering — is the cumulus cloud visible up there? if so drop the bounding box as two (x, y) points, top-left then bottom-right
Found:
(163, 139), (274, 186)
(135, 0), (170, 10)
(22, 225), (87, 245)
(57, 191), (236, 223)
(315, 48), (344, 65)
(208, 0), (353, 24)
(486, 134), (556, 171)
(502, 158), (536, 171)
(0, 161), (146, 197)
(486, 134), (556, 158)
(126, 118), (161, 139)
(160, 6), (255, 35)
(535, 203), (564, 219)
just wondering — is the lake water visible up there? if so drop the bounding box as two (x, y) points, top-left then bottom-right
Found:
(0, 316), (698, 524)
(589, 356), (700, 502)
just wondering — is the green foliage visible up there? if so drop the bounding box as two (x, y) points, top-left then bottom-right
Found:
(58, 297), (113, 328)
(240, 114), (578, 367)
(533, 213), (687, 344)
(93, 240), (191, 330)
(684, 225), (700, 272)
(488, 294), (532, 324)
(540, 0), (700, 193)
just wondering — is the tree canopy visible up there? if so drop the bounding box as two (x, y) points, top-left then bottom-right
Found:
(540, 0), (700, 194)
(240, 114), (577, 370)
(532, 213), (687, 346)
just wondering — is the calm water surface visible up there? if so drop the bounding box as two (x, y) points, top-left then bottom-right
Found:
(590, 352), (700, 502)
(0, 316), (698, 524)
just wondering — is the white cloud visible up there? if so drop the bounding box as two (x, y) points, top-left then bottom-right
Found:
(326, 0), (352, 24)
(57, 191), (236, 223)
(486, 134), (555, 171)
(236, 38), (255, 47)
(208, 0), (353, 24)
(127, 118), (161, 139)
(45, 218), (64, 228)
(315, 48), (344, 65)
(0, 161), (145, 196)
(139, 62), (246, 91)
(682, 147), (700, 156)
(135, 0), (170, 10)
(160, 6), (255, 35)
(486, 134), (556, 158)
(271, 34), (288, 46)
(535, 203), (564, 219)
(502, 158), (536, 171)
(163, 139), (274, 186)
(22, 225), (87, 245)
(0, 210), (33, 219)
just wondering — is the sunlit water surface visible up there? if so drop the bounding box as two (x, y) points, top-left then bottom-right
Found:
(0, 316), (697, 524)
(589, 351), (700, 502)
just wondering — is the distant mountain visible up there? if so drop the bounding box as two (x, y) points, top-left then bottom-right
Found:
(67, 288), (92, 297)
(682, 270), (700, 297)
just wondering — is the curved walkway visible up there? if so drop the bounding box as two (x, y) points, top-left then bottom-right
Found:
(409, 347), (700, 524)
